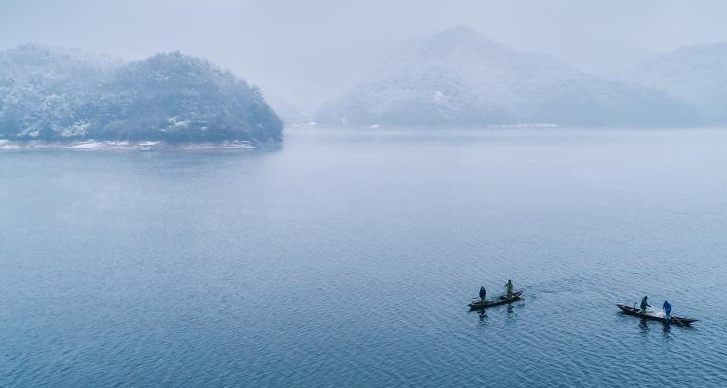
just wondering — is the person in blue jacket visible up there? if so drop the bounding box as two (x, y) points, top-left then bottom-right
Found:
(479, 286), (487, 303)
(663, 300), (672, 320)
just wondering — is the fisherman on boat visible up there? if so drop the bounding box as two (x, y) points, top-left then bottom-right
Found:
(505, 280), (514, 299)
(640, 296), (651, 313)
(663, 300), (672, 320)
(479, 286), (487, 303)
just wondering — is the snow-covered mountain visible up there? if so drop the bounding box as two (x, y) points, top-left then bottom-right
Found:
(318, 26), (700, 127)
(0, 45), (283, 142)
(629, 42), (727, 124)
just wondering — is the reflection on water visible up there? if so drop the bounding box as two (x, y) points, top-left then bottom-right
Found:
(477, 309), (488, 324)
(661, 322), (672, 339)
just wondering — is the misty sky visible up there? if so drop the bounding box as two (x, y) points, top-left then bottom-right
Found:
(2, 0), (727, 106)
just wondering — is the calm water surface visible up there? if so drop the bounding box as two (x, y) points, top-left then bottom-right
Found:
(1, 127), (727, 387)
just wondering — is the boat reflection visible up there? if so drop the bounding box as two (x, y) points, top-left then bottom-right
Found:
(630, 314), (696, 335)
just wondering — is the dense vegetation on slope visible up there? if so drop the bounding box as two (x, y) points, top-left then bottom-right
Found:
(0, 45), (282, 142)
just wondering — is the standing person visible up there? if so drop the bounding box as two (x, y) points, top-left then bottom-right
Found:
(479, 286), (487, 303)
(663, 300), (672, 320)
(505, 280), (514, 299)
(640, 296), (651, 314)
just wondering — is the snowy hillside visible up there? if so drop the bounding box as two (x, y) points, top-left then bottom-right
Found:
(0, 44), (119, 139)
(318, 26), (699, 127)
(0, 45), (282, 142)
(630, 42), (727, 124)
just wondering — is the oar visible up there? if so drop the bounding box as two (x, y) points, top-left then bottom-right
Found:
(671, 315), (686, 325)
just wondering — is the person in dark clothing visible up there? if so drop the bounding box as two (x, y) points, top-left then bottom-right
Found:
(640, 296), (651, 313)
(663, 300), (672, 320)
(479, 286), (487, 303)
(505, 280), (514, 299)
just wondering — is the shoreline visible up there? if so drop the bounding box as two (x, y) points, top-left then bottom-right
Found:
(0, 140), (257, 151)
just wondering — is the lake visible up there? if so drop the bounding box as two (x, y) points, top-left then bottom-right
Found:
(1, 127), (726, 387)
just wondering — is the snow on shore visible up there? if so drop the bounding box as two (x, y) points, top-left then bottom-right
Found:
(0, 140), (256, 150)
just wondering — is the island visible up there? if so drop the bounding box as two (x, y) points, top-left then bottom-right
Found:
(0, 45), (283, 149)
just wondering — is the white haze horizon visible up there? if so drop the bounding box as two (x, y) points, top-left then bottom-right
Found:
(2, 0), (727, 114)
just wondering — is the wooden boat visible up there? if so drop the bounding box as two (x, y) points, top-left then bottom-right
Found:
(616, 304), (698, 325)
(469, 291), (523, 310)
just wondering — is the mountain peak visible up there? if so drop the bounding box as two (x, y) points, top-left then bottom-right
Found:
(434, 25), (483, 40)
(631, 41), (727, 123)
(415, 25), (504, 58)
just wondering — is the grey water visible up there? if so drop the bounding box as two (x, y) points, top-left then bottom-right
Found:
(1, 127), (727, 387)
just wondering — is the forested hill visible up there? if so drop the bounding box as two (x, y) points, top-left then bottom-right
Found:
(628, 42), (727, 125)
(0, 45), (283, 143)
(318, 26), (700, 127)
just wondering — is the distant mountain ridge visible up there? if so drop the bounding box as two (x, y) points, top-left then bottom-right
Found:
(318, 26), (700, 127)
(629, 42), (727, 124)
(0, 44), (282, 143)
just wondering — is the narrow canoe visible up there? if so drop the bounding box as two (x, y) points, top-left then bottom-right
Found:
(469, 291), (523, 310)
(616, 304), (698, 325)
